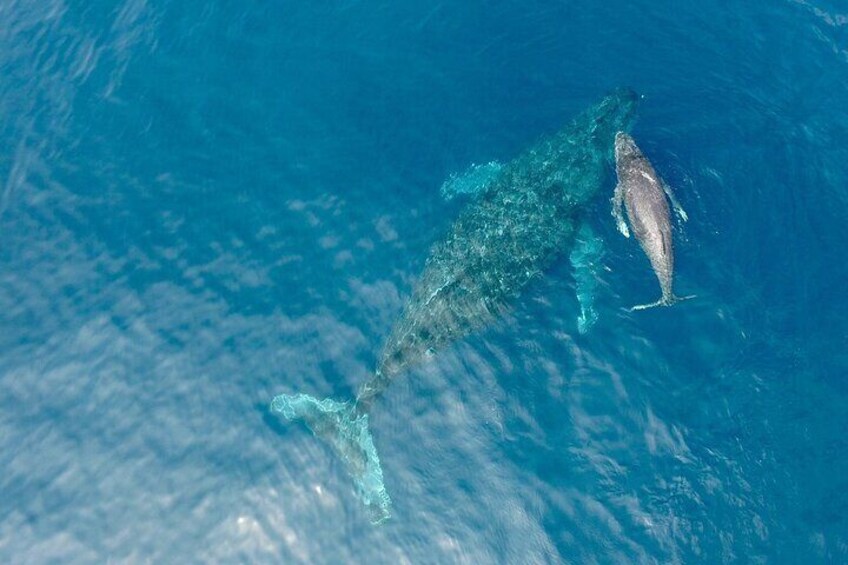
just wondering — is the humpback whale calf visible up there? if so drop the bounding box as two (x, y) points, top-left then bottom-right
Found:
(272, 89), (639, 523)
(612, 132), (694, 310)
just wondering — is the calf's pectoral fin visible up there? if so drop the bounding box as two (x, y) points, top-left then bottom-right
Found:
(611, 183), (630, 237)
(661, 180), (688, 223)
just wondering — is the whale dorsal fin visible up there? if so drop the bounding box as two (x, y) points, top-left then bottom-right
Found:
(440, 161), (503, 201)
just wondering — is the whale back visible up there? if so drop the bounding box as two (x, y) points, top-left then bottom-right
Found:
(375, 90), (639, 378)
(615, 134), (675, 299)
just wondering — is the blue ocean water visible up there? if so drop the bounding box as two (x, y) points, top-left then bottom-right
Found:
(1, 0), (847, 562)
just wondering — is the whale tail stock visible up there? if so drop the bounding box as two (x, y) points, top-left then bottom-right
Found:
(270, 393), (392, 524)
(629, 293), (696, 312)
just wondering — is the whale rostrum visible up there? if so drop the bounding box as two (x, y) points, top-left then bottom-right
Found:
(272, 89), (639, 523)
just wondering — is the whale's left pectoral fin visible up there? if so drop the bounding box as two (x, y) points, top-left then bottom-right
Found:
(611, 183), (630, 237)
(570, 223), (605, 334)
(661, 180), (688, 223)
(440, 161), (503, 201)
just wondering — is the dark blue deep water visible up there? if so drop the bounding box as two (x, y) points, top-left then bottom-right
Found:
(2, 1), (847, 562)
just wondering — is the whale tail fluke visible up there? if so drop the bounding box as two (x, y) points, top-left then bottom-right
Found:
(270, 393), (392, 524)
(629, 293), (696, 312)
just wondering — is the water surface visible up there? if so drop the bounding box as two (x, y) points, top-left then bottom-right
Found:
(1, 0), (846, 562)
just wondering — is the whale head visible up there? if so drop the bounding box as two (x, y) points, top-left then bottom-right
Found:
(539, 89), (639, 205)
(614, 131), (639, 160)
(564, 88), (639, 164)
(591, 88), (639, 140)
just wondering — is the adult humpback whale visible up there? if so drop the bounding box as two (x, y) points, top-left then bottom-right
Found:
(272, 89), (639, 523)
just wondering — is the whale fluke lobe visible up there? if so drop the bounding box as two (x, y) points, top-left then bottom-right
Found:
(270, 394), (391, 524)
(629, 293), (696, 311)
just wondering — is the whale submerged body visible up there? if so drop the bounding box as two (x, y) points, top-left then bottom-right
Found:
(272, 89), (639, 523)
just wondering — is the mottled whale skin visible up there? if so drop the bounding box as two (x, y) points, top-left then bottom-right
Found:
(612, 132), (693, 310)
(272, 90), (639, 523)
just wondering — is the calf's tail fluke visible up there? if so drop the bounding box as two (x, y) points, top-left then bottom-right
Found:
(270, 393), (392, 524)
(629, 293), (696, 312)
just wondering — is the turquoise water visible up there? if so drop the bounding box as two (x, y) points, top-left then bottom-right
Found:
(1, 1), (847, 562)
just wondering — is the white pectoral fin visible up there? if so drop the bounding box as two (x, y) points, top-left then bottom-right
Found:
(661, 180), (688, 223)
(440, 161), (503, 201)
(571, 223), (605, 334)
(611, 183), (630, 237)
